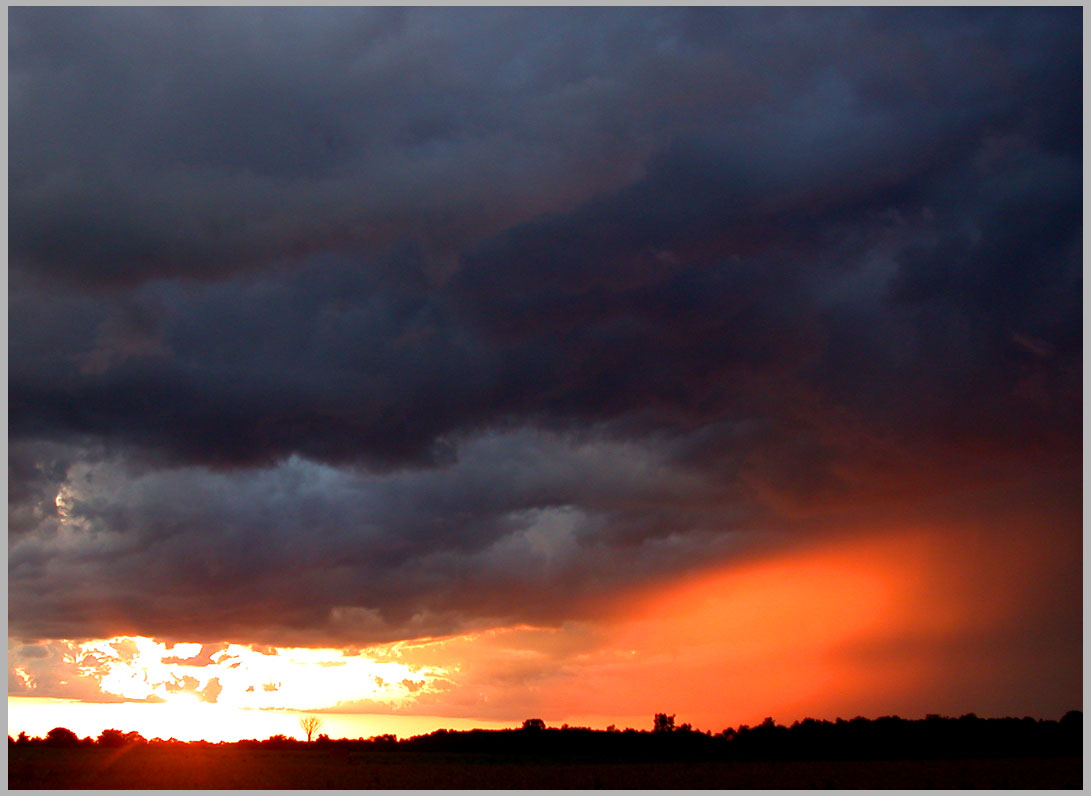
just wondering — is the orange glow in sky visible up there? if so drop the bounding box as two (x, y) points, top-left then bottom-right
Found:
(7, 525), (1067, 741)
(553, 531), (969, 727)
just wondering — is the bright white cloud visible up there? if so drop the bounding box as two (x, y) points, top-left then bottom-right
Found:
(59, 637), (448, 711)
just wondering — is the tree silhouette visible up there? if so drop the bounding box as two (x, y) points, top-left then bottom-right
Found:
(521, 718), (546, 731)
(44, 727), (80, 747)
(653, 713), (675, 733)
(98, 729), (128, 747)
(300, 715), (322, 742)
(98, 729), (146, 747)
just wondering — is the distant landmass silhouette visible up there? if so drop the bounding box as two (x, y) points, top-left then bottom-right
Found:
(12, 709), (1082, 759)
(10, 711), (1082, 789)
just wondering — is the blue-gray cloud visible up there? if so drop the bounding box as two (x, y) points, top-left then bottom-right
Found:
(8, 7), (1081, 671)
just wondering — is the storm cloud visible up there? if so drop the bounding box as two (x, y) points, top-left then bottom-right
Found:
(9, 6), (1081, 668)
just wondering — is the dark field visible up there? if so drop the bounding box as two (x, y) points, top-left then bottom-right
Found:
(8, 747), (1081, 789)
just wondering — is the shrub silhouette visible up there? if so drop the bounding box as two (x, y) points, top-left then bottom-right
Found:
(98, 729), (146, 747)
(44, 727), (80, 748)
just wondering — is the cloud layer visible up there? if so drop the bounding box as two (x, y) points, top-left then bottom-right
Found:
(9, 6), (1081, 721)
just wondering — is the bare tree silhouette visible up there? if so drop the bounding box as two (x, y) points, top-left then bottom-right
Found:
(300, 715), (322, 742)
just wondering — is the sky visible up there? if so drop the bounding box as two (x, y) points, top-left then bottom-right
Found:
(8, 7), (1082, 742)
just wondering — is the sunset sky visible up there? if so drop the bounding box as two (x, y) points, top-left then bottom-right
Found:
(8, 7), (1082, 743)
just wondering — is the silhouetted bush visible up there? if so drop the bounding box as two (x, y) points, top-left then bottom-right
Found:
(98, 729), (147, 747)
(261, 734), (299, 750)
(43, 727), (81, 748)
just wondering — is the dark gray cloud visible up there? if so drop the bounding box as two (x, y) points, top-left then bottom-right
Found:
(9, 430), (749, 644)
(8, 7), (1081, 664)
(11, 7), (678, 286)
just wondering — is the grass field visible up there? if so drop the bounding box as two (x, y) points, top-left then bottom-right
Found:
(8, 746), (1082, 789)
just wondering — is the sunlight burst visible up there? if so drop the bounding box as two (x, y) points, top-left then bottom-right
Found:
(67, 636), (448, 712)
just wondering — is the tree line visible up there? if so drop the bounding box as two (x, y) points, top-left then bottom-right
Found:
(10, 710), (1081, 762)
